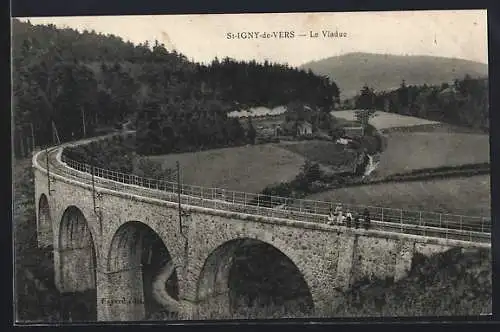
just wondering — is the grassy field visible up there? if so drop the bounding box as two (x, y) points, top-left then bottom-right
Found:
(374, 132), (490, 178)
(331, 110), (440, 130)
(304, 174), (491, 217)
(146, 143), (306, 193)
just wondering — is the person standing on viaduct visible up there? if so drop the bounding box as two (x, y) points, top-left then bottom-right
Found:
(336, 204), (343, 224)
(345, 210), (353, 228)
(354, 213), (361, 229)
(363, 208), (371, 230)
(327, 207), (335, 225)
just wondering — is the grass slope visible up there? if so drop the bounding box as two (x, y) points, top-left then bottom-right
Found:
(146, 143), (306, 193)
(374, 132), (490, 178)
(304, 175), (491, 217)
(278, 140), (358, 171)
(332, 247), (491, 317)
(331, 110), (441, 130)
(301, 52), (488, 98)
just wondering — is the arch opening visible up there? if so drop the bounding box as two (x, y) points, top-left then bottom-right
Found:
(58, 206), (97, 322)
(107, 221), (179, 321)
(196, 238), (314, 319)
(38, 194), (53, 249)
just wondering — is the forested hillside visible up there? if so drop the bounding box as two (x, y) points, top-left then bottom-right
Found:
(351, 77), (489, 132)
(12, 19), (340, 157)
(301, 52), (488, 99)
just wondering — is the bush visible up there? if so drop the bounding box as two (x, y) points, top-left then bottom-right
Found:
(134, 157), (175, 181)
(330, 125), (346, 140)
(63, 135), (175, 180)
(350, 134), (384, 155)
(262, 182), (294, 198)
(301, 160), (323, 183)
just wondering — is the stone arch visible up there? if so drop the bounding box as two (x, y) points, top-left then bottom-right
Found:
(58, 206), (98, 290)
(105, 221), (180, 321)
(37, 194), (53, 248)
(195, 237), (314, 319)
(57, 205), (98, 321)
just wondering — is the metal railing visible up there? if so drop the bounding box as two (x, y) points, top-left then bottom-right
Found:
(53, 152), (491, 243)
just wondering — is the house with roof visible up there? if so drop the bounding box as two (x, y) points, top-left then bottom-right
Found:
(297, 121), (313, 136)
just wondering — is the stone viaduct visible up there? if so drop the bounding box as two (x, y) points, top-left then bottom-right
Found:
(32, 138), (491, 321)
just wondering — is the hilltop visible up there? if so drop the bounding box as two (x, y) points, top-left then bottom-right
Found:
(300, 52), (488, 99)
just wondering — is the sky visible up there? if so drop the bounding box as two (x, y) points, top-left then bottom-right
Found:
(19, 10), (488, 67)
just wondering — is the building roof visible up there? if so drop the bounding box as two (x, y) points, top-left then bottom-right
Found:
(297, 121), (312, 129)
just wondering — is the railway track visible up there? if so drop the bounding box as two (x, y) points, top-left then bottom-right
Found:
(34, 143), (491, 245)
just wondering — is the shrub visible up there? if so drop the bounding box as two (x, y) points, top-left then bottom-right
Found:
(63, 135), (175, 180)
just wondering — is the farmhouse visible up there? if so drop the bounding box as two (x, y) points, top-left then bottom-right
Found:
(297, 121), (313, 136)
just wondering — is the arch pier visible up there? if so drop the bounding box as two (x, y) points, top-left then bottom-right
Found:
(55, 206), (97, 294)
(98, 221), (180, 321)
(53, 206), (98, 321)
(36, 193), (53, 248)
(195, 238), (314, 319)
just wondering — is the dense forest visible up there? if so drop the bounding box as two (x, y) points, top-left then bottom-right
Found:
(351, 77), (489, 132)
(12, 19), (340, 157)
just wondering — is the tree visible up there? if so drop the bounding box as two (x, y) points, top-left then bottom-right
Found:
(302, 160), (322, 183)
(397, 79), (410, 108)
(355, 85), (376, 110)
(12, 18), (346, 157)
(354, 109), (377, 132)
(368, 75), (488, 132)
(246, 117), (256, 144)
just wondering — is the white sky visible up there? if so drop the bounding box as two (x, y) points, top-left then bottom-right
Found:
(18, 10), (488, 67)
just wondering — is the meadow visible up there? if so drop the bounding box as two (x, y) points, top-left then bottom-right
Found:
(146, 143), (306, 193)
(278, 140), (358, 172)
(373, 132), (490, 178)
(303, 174), (491, 218)
(331, 110), (441, 130)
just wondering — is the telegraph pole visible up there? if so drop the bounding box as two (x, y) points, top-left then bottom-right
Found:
(45, 146), (52, 195)
(19, 131), (25, 158)
(176, 160), (189, 269)
(52, 121), (60, 145)
(177, 161), (182, 234)
(81, 106), (87, 138)
(30, 122), (35, 152)
(51, 121), (55, 145)
(91, 161), (97, 214)
(90, 158), (102, 235)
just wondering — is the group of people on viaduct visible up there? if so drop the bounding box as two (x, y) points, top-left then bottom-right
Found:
(327, 205), (371, 229)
